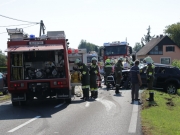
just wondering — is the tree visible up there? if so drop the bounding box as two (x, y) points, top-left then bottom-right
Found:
(78, 39), (99, 53)
(133, 42), (143, 52)
(164, 22), (180, 47)
(0, 54), (7, 67)
(141, 25), (155, 46)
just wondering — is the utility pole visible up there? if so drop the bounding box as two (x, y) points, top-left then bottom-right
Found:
(39, 20), (45, 37)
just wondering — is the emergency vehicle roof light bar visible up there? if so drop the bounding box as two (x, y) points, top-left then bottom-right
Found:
(6, 28), (24, 35)
(47, 31), (66, 39)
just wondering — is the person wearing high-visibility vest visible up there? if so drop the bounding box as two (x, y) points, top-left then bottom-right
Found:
(89, 57), (99, 99)
(144, 56), (155, 101)
(74, 59), (90, 101)
(104, 59), (113, 85)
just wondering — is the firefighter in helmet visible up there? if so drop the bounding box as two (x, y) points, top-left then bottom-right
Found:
(144, 56), (155, 101)
(74, 59), (90, 100)
(89, 57), (99, 99)
(104, 58), (113, 85)
(114, 57), (123, 94)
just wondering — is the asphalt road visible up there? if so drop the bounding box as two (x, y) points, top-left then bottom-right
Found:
(0, 85), (143, 135)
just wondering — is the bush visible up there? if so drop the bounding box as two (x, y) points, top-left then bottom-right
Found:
(172, 59), (180, 68)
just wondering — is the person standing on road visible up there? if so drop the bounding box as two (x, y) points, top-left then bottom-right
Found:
(74, 59), (90, 101)
(89, 57), (99, 99)
(130, 60), (142, 102)
(104, 59), (113, 85)
(114, 57), (123, 94)
(144, 56), (155, 101)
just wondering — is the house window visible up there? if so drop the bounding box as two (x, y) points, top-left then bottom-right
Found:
(161, 57), (171, 64)
(166, 46), (175, 52)
(149, 46), (163, 55)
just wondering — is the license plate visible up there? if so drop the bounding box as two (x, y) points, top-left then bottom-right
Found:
(37, 83), (41, 85)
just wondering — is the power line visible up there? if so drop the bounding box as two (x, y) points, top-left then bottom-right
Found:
(0, 23), (39, 35)
(22, 23), (38, 29)
(0, 23), (39, 27)
(0, 14), (39, 24)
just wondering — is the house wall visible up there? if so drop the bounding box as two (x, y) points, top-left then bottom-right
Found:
(137, 45), (180, 64)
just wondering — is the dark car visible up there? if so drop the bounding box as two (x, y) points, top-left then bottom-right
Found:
(140, 63), (180, 94)
(0, 72), (8, 95)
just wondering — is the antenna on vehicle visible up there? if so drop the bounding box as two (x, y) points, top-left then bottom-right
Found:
(39, 20), (46, 37)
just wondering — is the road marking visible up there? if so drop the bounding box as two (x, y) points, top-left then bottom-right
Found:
(85, 102), (90, 107)
(54, 102), (65, 108)
(96, 98), (116, 112)
(8, 116), (41, 133)
(128, 101), (139, 133)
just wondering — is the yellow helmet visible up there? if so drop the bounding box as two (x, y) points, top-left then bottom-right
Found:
(144, 56), (153, 64)
(105, 59), (111, 63)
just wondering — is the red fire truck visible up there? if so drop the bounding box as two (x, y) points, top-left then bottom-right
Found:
(98, 41), (133, 64)
(5, 28), (72, 106)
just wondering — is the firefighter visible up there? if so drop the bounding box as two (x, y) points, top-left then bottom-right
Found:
(104, 59), (113, 85)
(114, 57), (123, 94)
(89, 57), (99, 99)
(74, 59), (90, 101)
(144, 56), (155, 101)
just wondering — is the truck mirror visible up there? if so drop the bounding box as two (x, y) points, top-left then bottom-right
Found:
(129, 47), (132, 54)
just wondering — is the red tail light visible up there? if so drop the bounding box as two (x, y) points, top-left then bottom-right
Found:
(11, 83), (21, 88)
(57, 81), (66, 85)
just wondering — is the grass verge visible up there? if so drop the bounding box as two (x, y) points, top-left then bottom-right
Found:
(0, 92), (11, 103)
(141, 90), (180, 135)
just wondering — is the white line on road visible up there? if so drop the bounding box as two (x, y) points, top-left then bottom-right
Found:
(54, 102), (65, 108)
(128, 101), (139, 133)
(8, 116), (41, 133)
(96, 98), (116, 112)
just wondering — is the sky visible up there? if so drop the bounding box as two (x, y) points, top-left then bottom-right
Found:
(0, 0), (180, 54)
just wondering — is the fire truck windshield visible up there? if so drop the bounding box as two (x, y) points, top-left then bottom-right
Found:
(104, 45), (126, 56)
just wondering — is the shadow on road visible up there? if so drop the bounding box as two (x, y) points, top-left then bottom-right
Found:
(0, 99), (69, 120)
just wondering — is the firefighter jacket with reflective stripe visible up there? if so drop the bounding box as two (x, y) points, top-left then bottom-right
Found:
(146, 64), (154, 80)
(78, 63), (90, 86)
(114, 62), (123, 77)
(89, 64), (99, 90)
(104, 63), (112, 76)
(89, 64), (99, 75)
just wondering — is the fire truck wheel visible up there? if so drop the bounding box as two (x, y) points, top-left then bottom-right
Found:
(12, 101), (19, 106)
(65, 98), (71, 104)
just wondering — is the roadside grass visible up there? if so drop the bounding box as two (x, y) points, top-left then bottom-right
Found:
(141, 90), (180, 135)
(0, 92), (11, 103)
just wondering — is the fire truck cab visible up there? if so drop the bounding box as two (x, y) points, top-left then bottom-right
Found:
(5, 28), (72, 106)
(98, 41), (133, 65)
